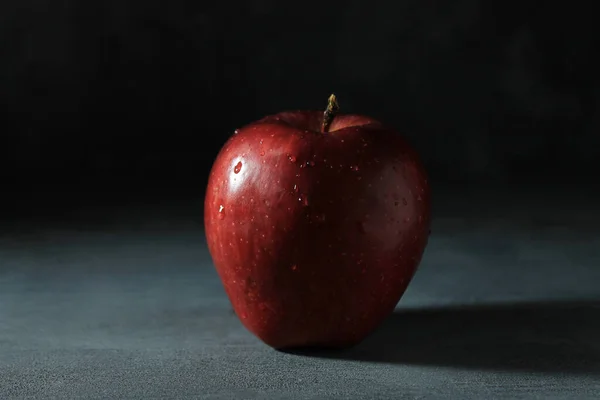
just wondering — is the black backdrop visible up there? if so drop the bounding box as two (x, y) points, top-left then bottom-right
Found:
(2, 1), (598, 191)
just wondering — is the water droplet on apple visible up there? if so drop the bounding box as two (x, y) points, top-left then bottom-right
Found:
(288, 155), (297, 163)
(293, 184), (298, 192)
(300, 195), (309, 206)
(218, 205), (225, 219)
(307, 160), (315, 166)
(260, 150), (265, 156)
(351, 165), (359, 171)
(233, 161), (242, 174)
(259, 139), (263, 144)
(263, 199), (270, 206)
(291, 264), (297, 271)
(234, 129), (240, 135)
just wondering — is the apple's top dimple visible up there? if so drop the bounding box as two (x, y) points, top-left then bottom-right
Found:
(258, 111), (381, 134)
(329, 115), (381, 132)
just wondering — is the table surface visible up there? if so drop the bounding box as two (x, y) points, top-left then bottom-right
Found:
(1, 187), (600, 399)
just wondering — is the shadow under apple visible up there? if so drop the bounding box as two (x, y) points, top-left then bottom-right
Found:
(283, 300), (600, 375)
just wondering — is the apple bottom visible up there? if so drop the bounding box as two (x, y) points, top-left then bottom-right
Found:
(222, 268), (418, 350)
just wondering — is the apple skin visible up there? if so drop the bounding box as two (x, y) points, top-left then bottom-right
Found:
(204, 110), (430, 350)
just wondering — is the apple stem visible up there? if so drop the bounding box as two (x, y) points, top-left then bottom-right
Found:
(321, 93), (339, 133)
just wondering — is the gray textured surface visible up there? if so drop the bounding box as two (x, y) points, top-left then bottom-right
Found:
(1, 188), (600, 399)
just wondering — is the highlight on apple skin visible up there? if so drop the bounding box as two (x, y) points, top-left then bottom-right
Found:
(204, 94), (431, 350)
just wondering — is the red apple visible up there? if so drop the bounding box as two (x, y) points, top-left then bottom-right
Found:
(204, 95), (430, 349)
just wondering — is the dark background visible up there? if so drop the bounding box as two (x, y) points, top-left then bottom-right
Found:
(2, 1), (599, 198)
